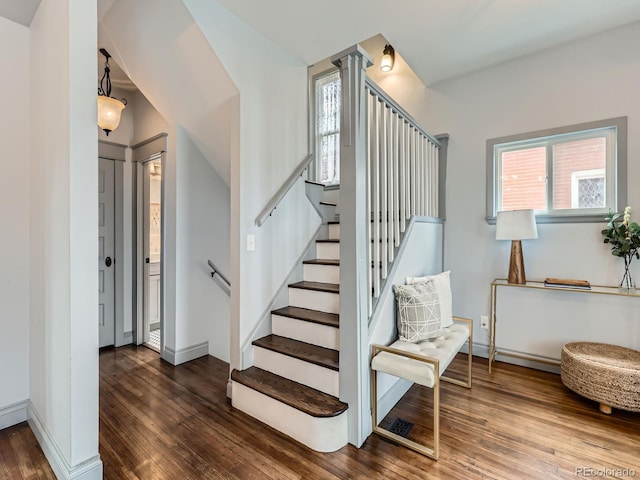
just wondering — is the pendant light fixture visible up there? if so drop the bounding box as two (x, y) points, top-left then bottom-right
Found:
(97, 48), (127, 136)
(380, 44), (395, 72)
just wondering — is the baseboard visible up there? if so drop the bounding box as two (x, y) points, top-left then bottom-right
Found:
(28, 402), (103, 480)
(163, 341), (209, 366)
(149, 322), (160, 331)
(116, 330), (133, 348)
(464, 341), (487, 358)
(226, 378), (233, 399)
(0, 400), (28, 430)
(470, 342), (560, 374)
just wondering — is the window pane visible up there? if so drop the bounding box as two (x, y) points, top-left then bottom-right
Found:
(315, 71), (341, 184)
(553, 137), (606, 209)
(320, 133), (339, 184)
(577, 177), (605, 208)
(500, 147), (546, 211)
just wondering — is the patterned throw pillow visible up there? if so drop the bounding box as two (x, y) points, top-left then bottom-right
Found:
(394, 280), (442, 343)
(406, 271), (453, 328)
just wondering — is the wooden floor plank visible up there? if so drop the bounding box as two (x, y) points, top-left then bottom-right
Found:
(1, 347), (639, 479)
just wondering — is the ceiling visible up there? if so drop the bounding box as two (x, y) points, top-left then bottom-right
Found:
(215, 0), (640, 85)
(6, 0), (640, 88)
(0, 0), (40, 26)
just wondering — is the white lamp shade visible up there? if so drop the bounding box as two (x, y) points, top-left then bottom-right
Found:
(496, 209), (538, 240)
(97, 96), (125, 133)
(380, 53), (393, 72)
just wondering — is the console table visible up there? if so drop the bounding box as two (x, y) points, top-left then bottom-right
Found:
(488, 278), (640, 373)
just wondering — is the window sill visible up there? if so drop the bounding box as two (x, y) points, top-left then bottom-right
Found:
(486, 214), (607, 225)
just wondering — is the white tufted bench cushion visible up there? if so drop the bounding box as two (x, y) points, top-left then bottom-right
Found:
(371, 323), (470, 388)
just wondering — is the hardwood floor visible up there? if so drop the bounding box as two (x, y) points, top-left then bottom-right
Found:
(2, 346), (639, 479)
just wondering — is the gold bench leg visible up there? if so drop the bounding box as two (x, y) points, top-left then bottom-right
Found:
(371, 366), (440, 460)
(370, 320), (473, 460)
(442, 317), (473, 389)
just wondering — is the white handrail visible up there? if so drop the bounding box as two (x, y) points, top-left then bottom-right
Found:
(255, 154), (313, 227)
(207, 260), (230, 296)
(365, 77), (442, 148)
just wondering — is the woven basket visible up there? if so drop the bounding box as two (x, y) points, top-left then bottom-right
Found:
(561, 342), (640, 412)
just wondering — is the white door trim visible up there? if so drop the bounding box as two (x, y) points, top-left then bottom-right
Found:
(133, 135), (167, 355)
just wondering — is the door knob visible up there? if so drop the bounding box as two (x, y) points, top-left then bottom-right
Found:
(105, 256), (112, 267)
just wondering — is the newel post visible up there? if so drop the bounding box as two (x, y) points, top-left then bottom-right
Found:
(332, 44), (373, 447)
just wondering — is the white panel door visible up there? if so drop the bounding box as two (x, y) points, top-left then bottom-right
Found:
(99, 158), (115, 347)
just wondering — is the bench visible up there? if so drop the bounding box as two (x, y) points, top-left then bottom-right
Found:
(561, 342), (640, 414)
(371, 317), (472, 460)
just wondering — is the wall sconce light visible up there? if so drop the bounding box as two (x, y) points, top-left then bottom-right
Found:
(97, 48), (127, 136)
(496, 209), (538, 284)
(381, 44), (395, 72)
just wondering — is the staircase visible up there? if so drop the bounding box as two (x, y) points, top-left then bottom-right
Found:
(231, 217), (349, 452)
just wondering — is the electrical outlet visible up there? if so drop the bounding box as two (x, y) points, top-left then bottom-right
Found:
(480, 315), (489, 329)
(246, 234), (255, 251)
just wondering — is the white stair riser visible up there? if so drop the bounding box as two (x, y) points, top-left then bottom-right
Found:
(289, 288), (339, 314)
(303, 264), (340, 284)
(316, 242), (339, 260)
(253, 346), (339, 397)
(272, 314), (339, 350)
(232, 381), (348, 453)
(328, 224), (340, 240)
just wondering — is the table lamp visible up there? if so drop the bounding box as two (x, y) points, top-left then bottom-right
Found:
(496, 209), (538, 284)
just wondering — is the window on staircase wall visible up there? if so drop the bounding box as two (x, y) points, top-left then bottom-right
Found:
(486, 117), (627, 224)
(315, 70), (341, 185)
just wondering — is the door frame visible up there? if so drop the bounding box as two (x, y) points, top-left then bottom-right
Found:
(132, 134), (167, 354)
(98, 140), (129, 347)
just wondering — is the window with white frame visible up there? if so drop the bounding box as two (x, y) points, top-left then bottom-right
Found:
(486, 117), (627, 223)
(571, 169), (605, 208)
(315, 70), (341, 185)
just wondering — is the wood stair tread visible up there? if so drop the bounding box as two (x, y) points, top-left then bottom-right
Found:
(319, 201), (337, 206)
(271, 306), (339, 328)
(303, 259), (339, 266)
(231, 367), (348, 418)
(253, 334), (339, 371)
(288, 281), (339, 294)
(327, 221), (339, 225)
(304, 180), (325, 187)
(316, 239), (339, 243)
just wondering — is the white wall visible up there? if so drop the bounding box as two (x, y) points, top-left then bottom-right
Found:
(425, 21), (640, 359)
(99, 0), (238, 184)
(101, 0), (235, 364)
(176, 127), (231, 361)
(361, 34), (431, 131)
(0, 16), (30, 423)
(29, 0), (102, 477)
(184, 0), (318, 371)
